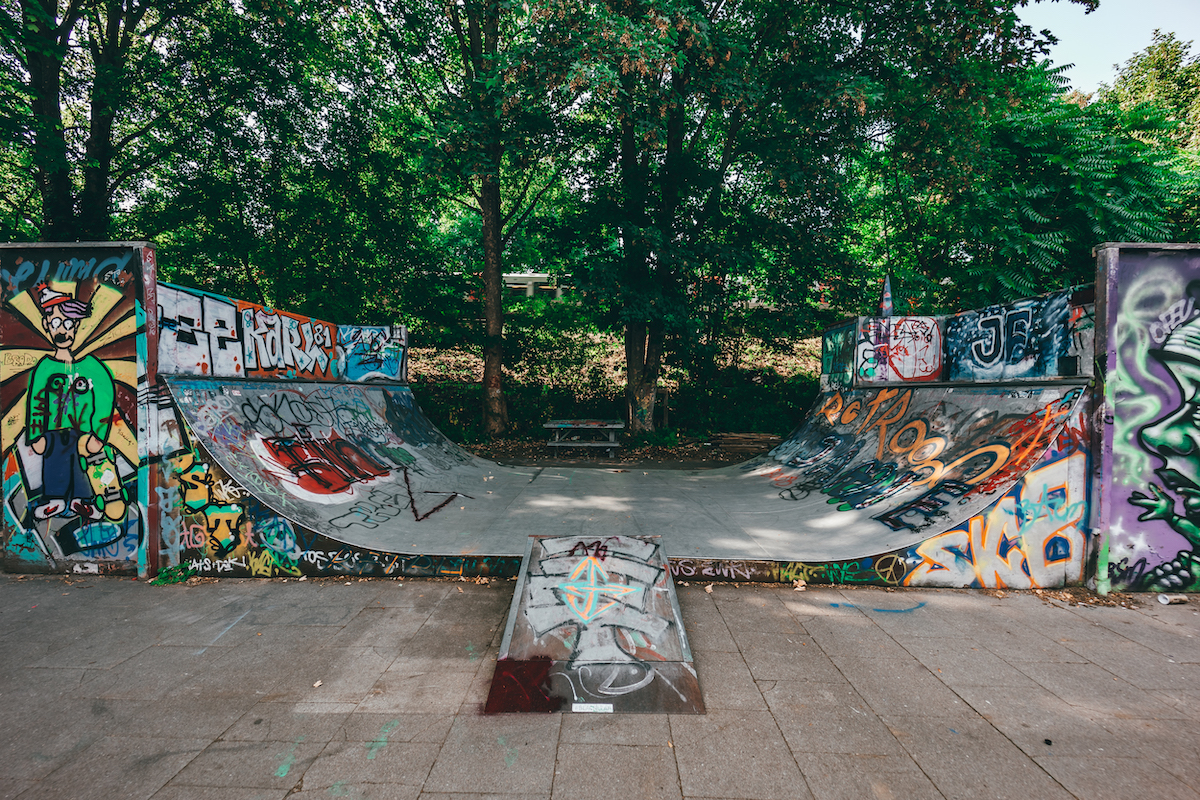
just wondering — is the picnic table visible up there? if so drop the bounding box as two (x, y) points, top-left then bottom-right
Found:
(543, 418), (624, 457)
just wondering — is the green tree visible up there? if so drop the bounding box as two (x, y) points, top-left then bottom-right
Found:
(1100, 30), (1200, 151)
(851, 61), (1188, 311)
(1097, 30), (1200, 242)
(369, 0), (583, 436)
(1, 0), (236, 240)
(564, 0), (1081, 430)
(127, 0), (442, 327)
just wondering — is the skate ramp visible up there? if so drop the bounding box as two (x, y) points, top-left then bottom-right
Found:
(164, 377), (1089, 565)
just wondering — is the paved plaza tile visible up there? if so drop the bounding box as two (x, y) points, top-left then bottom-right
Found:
(0, 575), (1197, 799)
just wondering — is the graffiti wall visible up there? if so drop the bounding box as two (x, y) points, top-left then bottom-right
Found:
(0, 243), (1113, 590)
(150, 283), (414, 576)
(665, 394), (1091, 589)
(944, 290), (1072, 382)
(855, 316), (943, 384)
(157, 284), (244, 377)
(754, 382), (1088, 565)
(239, 300), (336, 380)
(0, 244), (152, 573)
(902, 410), (1090, 588)
(821, 320), (856, 390)
(1100, 245), (1200, 591)
(338, 325), (407, 383)
(158, 378), (478, 560)
(157, 283), (407, 383)
(157, 429), (513, 579)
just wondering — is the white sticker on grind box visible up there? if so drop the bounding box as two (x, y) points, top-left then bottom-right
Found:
(572, 703), (614, 713)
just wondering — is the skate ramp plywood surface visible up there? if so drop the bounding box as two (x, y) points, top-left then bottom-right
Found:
(164, 378), (1088, 564)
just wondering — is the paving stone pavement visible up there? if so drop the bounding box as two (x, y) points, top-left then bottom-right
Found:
(1, 574), (1198, 800)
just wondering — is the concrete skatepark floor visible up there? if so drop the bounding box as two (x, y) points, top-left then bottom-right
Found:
(2, 574), (1198, 800)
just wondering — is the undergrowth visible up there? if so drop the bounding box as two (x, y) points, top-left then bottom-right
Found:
(411, 331), (821, 443)
(149, 563), (196, 585)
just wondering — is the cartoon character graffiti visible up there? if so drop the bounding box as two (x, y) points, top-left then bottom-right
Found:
(1131, 297), (1200, 590)
(25, 284), (125, 522)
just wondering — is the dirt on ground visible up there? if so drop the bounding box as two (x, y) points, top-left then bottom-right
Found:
(982, 586), (1140, 608)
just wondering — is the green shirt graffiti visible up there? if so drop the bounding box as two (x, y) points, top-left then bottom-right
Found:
(25, 355), (116, 442)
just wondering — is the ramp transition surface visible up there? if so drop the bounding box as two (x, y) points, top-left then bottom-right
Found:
(165, 378), (1088, 568)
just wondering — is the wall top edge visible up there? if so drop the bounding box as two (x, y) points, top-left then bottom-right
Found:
(1092, 242), (1200, 254)
(852, 377), (1092, 390)
(819, 314), (946, 336)
(1, 241), (154, 248)
(160, 374), (410, 388)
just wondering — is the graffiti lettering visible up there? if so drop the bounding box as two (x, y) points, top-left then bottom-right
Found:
(905, 455), (1088, 587)
(945, 290), (1070, 381)
(1148, 296), (1196, 344)
(242, 307), (333, 377)
(856, 317), (942, 384)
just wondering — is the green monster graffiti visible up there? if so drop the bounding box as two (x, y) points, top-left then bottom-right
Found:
(1130, 307), (1200, 591)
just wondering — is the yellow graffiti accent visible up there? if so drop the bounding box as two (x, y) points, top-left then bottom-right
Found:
(176, 452), (213, 510)
(104, 358), (137, 389)
(2, 348), (46, 372)
(819, 393), (844, 423)
(248, 548), (301, 578)
(75, 283), (125, 344)
(908, 443), (1012, 491)
(777, 562), (826, 583)
(839, 399), (862, 425)
(7, 291), (49, 344)
(108, 417), (138, 466)
(888, 419), (947, 466)
(76, 313), (137, 359)
(84, 452), (126, 520)
(855, 388), (899, 433)
(863, 389), (911, 460)
(1, 392), (26, 454)
(248, 550), (276, 576)
(205, 505), (247, 549)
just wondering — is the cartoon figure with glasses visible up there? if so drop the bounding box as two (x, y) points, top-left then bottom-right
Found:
(25, 283), (122, 521)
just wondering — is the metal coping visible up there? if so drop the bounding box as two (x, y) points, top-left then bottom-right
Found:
(497, 536), (536, 659)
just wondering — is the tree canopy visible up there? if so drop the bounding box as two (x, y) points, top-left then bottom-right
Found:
(4, 0), (1198, 434)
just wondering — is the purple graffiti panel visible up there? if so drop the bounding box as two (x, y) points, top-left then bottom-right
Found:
(1103, 247), (1200, 591)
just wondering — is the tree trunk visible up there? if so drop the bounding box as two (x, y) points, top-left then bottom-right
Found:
(620, 86), (659, 433)
(80, 15), (121, 241)
(625, 319), (663, 433)
(480, 170), (508, 436)
(23, 0), (76, 240)
(475, 0), (508, 437)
